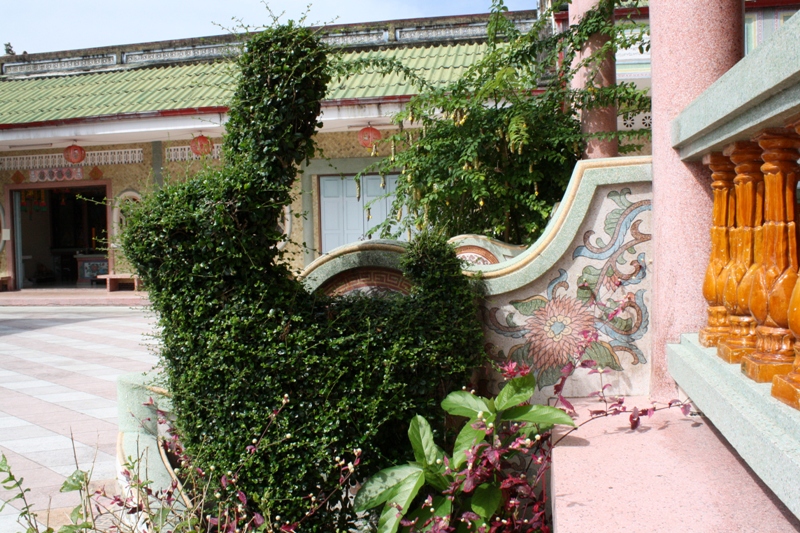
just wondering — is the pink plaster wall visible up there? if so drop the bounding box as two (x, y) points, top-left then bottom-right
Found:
(649, 0), (744, 400)
(569, 0), (618, 159)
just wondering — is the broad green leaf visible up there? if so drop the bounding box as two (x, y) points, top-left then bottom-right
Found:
(60, 470), (87, 493)
(69, 504), (83, 524)
(537, 365), (563, 389)
(452, 423), (485, 470)
(471, 483), (501, 520)
(508, 343), (529, 364)
(354, 464), (424, 512)
(424, 469), (450, 492)
(608, 188), (633, 209)
(409, 415), (443, 467)
(495, 373), (537, 411)
(504, 404), (575, 427)
(576, 265), (602, 303)
(376, 470), (425, 533)
(604, 208), (623, 238)
(441, 391), (492, 418)
(609, 314), (634, 333)
(583, 341), (624, 372)
(510, 296), (547, 316)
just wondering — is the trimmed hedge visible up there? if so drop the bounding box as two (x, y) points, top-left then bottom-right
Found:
(121, 22), (485, 530)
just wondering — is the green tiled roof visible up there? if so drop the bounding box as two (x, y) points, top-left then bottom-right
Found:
(0, 62), (236, 125)
(0, 43), (487, 125)
(330, 43), (488, 100)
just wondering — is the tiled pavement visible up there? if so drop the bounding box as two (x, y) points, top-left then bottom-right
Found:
(0, 305), (158, 531)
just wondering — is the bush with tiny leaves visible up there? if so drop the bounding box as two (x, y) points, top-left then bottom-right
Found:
(121, 21), (485, 530)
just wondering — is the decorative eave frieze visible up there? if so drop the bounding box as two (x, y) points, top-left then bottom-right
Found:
(3, 55), (117, 76)
(321, 31), (387, 47)
(0, 149), (144, 171)
(0, 10), (539, 79)
(124, 44), (239, 65)
(166, 144), (223, 162)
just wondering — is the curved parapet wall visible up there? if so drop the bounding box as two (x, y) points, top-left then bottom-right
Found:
(299, 157), (653, 396)
(300, 240), (408, 294)
(477, 156), (653, 397)
(117, 371), (188, 525)
(448, 234), (527, 266)
(470, 156), (652, 295)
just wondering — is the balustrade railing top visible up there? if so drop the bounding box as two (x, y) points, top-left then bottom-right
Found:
(672, 11), (800, 161)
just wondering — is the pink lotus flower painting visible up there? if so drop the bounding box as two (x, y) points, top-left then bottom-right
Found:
(484, 189), (651, 388)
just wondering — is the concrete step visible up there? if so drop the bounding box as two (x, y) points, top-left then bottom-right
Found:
(0, 288), (149, 306)
(552, 392), (800, 533)
(669, 334), (800, 521)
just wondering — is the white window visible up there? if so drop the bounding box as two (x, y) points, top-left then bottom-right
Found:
(320, 174), (404, 254)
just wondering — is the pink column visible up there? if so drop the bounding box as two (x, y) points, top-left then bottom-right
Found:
(569, 0), (618, 159)
(650, 1), (744, 400)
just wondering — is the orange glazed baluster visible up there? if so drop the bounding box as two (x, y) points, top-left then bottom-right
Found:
(741, 129), (800, 382)
(717, 142), (764, 363)
(700, 152), (736, 347)
(772, 120), (800, 408)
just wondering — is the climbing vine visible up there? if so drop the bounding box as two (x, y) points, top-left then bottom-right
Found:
(363, 0), (650, 245)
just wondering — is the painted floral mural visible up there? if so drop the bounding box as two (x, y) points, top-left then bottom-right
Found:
(484, 188), (651, 388)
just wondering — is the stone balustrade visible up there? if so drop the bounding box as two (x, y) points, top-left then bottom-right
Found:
(672, 11), (800, 408)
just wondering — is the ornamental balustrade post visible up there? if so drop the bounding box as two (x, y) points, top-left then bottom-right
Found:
(741, 129), (800, 382)
(771, 120), (800, 408)
(700, 152), (736, 347)
(717, 142), (764, 363)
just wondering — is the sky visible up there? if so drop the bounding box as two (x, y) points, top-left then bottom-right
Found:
(2, 0), (538, 55)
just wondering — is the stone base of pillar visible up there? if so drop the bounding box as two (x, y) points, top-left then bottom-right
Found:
(772, 373), (800, 409)
(699, 306), (729, 347)
(717, 315), (757, 363)
(742, 355), (793, 382)
(771, 344), (800, 409)
(717, 343), (753, 364)
(741, 326), (795, 382)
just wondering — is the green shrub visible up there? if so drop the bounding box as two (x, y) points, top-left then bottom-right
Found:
(121, 21), (485, 530)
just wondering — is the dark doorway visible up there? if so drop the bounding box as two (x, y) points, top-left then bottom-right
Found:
(14, 186), (108, 288)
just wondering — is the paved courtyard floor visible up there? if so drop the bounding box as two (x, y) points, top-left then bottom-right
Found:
(0, 306), (158, 531)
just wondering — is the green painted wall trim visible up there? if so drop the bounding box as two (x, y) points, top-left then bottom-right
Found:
(672, 11), (800, 161)
(303, 157), (379, 176)
(301, 170), (315, 266)
(472, 156), (652, 296)
(152, 141), (164, 188)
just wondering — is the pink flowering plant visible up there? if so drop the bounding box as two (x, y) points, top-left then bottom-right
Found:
(353, 363), (574, 533)
(354, 359), (693, 533)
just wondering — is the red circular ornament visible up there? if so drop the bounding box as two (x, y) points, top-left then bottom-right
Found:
(63, 144), (86, 164)
(357, 126), (381, 149)
(190, 135), (214, 156)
